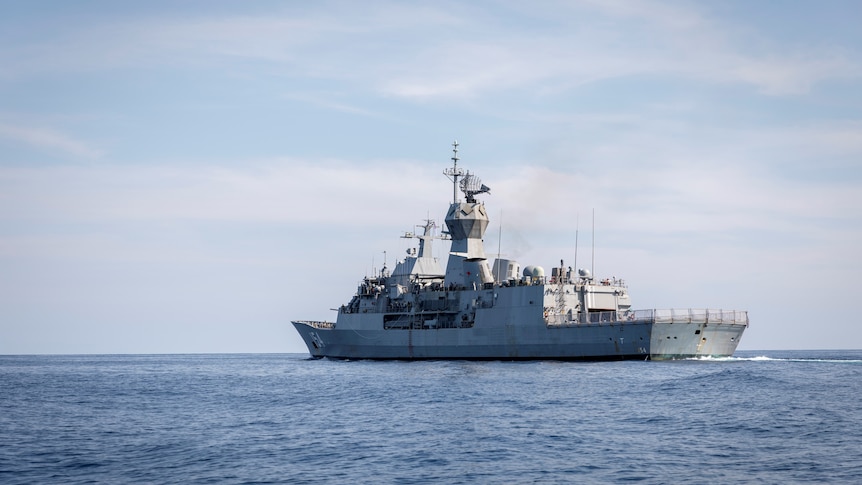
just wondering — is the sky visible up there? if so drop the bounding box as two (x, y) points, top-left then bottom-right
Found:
(1, 0), (861, 354)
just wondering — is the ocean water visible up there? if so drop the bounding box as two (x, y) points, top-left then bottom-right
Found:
(1, 351), (860, 484)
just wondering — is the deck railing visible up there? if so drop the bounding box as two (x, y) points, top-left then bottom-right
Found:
(294, 320), (335, 329)
(546, 309), (749, 327)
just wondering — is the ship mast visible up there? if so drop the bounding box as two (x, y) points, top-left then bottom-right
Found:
(443, 140), (464, 203)
(442, 141), (494, 288)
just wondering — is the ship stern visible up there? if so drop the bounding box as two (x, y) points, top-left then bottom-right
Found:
(650, 322), (746, 359)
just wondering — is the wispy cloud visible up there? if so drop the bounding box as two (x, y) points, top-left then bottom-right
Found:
(2, 2), (858, 100)
(280, 91), (389, 118)
(0, 159), (441, 225)
(0, 123), (103, 159)
(2, 141), (857, 241)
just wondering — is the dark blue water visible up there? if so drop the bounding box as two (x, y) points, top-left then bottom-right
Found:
(1, 351), (860, 484)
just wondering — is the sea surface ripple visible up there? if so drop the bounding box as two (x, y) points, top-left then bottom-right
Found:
(1, 350), (860, 484)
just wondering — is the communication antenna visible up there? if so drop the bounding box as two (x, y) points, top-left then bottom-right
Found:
(443, 140), (490, 203)
(591, 208), (595, 278)
(495, 210), (503, 281)
(443, 140), (464, 203)
(574, 213), (579, 276)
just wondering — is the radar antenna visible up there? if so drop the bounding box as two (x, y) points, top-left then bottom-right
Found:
(459, 172), (491, 203)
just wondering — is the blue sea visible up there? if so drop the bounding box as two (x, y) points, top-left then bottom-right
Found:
(1, 351), (861, 484)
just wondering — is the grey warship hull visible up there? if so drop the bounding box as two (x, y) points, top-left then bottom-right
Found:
(291, 142), (748, 360)
(292, 319), (746, 361)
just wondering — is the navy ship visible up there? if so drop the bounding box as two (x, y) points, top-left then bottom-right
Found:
(292, 142), (748, 360)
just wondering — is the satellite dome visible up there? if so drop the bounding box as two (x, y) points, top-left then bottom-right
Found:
(523, 265), (545, 278)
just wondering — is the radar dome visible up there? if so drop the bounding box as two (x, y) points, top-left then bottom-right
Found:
(523, 265), (545, 278)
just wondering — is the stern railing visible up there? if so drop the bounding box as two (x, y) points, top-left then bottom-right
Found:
(650, 309), (749, 326)
(546, 309), (748, 327)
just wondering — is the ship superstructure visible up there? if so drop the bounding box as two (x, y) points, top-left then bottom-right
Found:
(292, 142), (748, 360)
